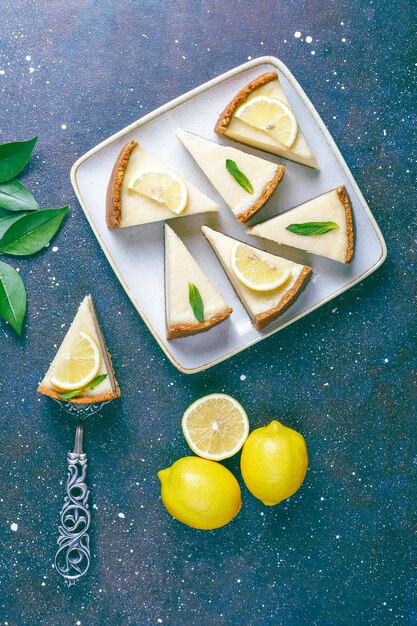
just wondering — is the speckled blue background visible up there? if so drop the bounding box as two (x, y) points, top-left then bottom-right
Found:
(0, 1), (415, 625)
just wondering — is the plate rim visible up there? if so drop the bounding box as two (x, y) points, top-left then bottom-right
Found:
(70, 55), (387, 375)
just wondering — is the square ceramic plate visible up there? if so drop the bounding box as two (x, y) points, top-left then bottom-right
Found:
(71, 56), (386, 374)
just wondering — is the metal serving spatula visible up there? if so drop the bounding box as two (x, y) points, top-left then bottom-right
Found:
(37, 295), (120, 585)
(53, 398), (111, 585)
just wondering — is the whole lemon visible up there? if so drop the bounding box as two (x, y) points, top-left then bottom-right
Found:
(158, 456), (241, 530)
(240, 420), (308, 506)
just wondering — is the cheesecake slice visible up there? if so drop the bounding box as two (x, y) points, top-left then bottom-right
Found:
(106, 140), (219, 229)
(247, 186), (354, 264)
(202, 226), (312, 330)
(215, 72), (318, 169)
(37, 295), (120, 404)
(176, 128), (285, 222)
(165, 225), (232, 339)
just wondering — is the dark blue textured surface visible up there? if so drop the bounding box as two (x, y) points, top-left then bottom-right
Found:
(0, 2), (415, 625)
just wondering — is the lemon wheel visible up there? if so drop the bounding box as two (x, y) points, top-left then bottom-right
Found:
(231, 242), (291, 291)
(235, 95), (298, 148)
(50, 330), (101, 391)
(129, 169), (188, 214)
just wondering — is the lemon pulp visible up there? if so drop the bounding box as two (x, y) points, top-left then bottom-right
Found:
(182, 393), (249, 461)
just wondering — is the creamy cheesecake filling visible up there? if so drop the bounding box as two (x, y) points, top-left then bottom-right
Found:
(202, 226), (304, 319)
(119, 144), (219, 227)
(224, 81), (318, 169)
(40, 295), (116, 398)
(176, 129), (280, 218)
(248, 189), (349, 263)
(165, 225), (230, 327)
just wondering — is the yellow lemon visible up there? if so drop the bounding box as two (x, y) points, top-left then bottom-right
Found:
(158, 456), (241, 530)
(240, 420), (308, 506)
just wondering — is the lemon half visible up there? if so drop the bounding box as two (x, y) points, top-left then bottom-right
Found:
(235, 96), (298, 148)
(182, 393), (249, 461)
(50, 330), (101, 391)
(231, 242), (291, 292)
(129, 169), (188, 214)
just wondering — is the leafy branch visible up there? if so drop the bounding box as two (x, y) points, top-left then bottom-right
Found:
(0, 137), (69, 335)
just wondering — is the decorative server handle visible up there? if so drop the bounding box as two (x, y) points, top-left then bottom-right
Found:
(54, 422), (91, 585)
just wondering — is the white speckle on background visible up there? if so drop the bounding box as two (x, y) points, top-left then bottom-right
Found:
(0, 70), (5, 75)
(52, 246), (58, 252)
(118, 512), (125, 519)
(29, 67), (35, 73)
(311, 50), (316, 55)
(383, 129), (387, 136)
(61, 124), (66, 129)
(384, 358), (389, 363)
(294, 31), (301, 38)
(306, 36), (313, 43)
(25, 55), (31, 61)
(240, 374), (246, 381)
(247, 56), (252, 60)
(10, 523), (18, 531)
(342, 37), (346, 42)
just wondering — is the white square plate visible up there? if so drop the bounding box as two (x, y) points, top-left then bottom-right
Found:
(71, 56), (386, 374)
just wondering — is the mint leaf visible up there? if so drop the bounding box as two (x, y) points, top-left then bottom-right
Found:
(225, 159), (254, 194)
(0, 136), (38, 182)
(58, 374), (108, 400)
(188, 283), (204, 323)
(285, 221), (339, 236)
(0, 261), (27, 334)
(0, 179), (40, 212)
(0, 206), (68, 256)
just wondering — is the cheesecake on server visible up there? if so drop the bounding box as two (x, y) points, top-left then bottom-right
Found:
(215, 72), (318, 170)
(247, 186), (354, 264)
(37, 295), (120, 404)
(106, 140), (219, 229)
(202, 226), (312, 330)
(176, 128), (285, 223)
(165, 224), (232, 339)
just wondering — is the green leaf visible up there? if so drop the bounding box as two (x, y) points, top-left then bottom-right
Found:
(188, 283), (204, 323)
(0, 206), (69, 256)
(0, 261), (27, 334)
(285, 221), (339, 236)
(225, 159), (254, 194)
(58, 374), (108, 400)
(0, 179), (40, 211)
(0, 136), (38, 182)
(0, 209), (27, 239)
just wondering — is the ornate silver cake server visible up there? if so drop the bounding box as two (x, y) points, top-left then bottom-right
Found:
(53, 399), (110, 585)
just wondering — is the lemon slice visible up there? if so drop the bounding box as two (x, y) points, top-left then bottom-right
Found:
(182, 393), (249, 461)
(50, 330), (101, 391)
(231, 242), (291, 291)
(128, 169), (188, 215)
(235, 96), (298, 148)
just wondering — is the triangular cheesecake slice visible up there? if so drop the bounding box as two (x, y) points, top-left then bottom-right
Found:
(202, 226), (312, 330)
(176, 128), (285, 223)
(165, 225), (232, 339)
(247, 186), (354, 264)
(38, 295), (120, 404)
(215, 72), (318, 169)
(106, 140), (219, 229)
